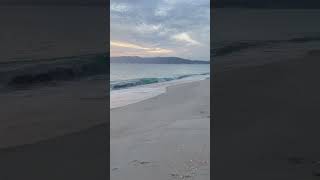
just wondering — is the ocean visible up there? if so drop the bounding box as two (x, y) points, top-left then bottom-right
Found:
(110, 63), (210, 108)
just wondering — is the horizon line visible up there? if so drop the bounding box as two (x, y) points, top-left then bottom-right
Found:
(110, 56), (209, 61)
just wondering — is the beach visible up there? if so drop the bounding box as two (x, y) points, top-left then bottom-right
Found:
(111, 79), (210, 180)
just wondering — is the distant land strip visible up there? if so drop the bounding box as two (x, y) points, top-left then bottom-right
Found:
(110, 57), (209, 64)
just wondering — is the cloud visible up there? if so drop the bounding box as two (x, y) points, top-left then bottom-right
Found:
(111, 3), (130, 12)
(154, 5), (172, 17)
(110, 40), (173, 56)
(110, 0), (209, 60)
(146, 48), (173, 54)
(171, 33), (201, 45)
(135, 23), (162, 34)
(111, 41), (147, 50)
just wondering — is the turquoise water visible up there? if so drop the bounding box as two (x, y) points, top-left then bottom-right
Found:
(110, 63), (210, 91)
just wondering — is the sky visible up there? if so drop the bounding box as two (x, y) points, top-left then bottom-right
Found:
(110, 0), (210, 61)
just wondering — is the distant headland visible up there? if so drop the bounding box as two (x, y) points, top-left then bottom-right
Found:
(110, 56), (209, 64)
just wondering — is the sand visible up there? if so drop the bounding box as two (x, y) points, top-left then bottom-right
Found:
(213, 47), (320, 179)
(111, 79), (210, 180)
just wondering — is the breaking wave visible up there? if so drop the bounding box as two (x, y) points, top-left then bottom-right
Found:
(110, 73), (209, 90)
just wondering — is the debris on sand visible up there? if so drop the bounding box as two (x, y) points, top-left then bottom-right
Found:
(111, 167), (119, 171)
(129, 160), (154, 167)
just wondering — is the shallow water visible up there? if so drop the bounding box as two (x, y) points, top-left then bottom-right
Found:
(110, 63), (210, 108)
(110, 63), (210, 90)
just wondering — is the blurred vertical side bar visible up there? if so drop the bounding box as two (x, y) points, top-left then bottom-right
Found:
(0, 0), (109, 179)
(210, 0), (215, 179)
(212, 0), (320, 179)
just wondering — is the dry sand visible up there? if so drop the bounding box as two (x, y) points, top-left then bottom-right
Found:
(111, 79), (210, 180)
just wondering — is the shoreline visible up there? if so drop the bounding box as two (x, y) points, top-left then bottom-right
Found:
(110, 75), (210, 109)
(0, 76), (209, 149)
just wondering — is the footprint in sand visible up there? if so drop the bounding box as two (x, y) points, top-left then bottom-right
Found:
(111, 167), (119, 171)
(129, 160), (158, 167)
